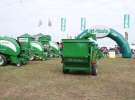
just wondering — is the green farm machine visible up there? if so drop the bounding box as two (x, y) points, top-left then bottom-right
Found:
(61, 32), (103, 75)
(30, 41), (47, 60)
(0, 36), (31, 66)
(0, 33), (48, 67)
(34, 33), (60, 58)
(49, 41), (60, 57)
(19, 33), (47, 61)
(37, 34), (51, 46)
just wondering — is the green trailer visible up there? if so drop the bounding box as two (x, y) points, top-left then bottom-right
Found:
(0, 36), (31, 66)
(61, 36), (103, 75)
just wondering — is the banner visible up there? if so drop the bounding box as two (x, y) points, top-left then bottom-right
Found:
(61, 17), (66, 32)
(124, 14), (130, 29)
(81, 17), (86, 31)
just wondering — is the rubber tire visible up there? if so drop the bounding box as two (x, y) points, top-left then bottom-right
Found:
(16, 63), (21, 67)
(50, 54), (53, 58)
(30, 56), (35, 61)
(91, 64), (97, 76)
(0, 54), (7, 66)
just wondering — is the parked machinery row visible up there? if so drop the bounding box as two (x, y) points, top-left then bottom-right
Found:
(0, 33), (60, 66)
(0, 27), (131, 75)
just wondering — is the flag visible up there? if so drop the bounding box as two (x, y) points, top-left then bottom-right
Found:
(61, 17), (66, 32)
(124, 14), (130, 29)
(81, 17), (86, 31)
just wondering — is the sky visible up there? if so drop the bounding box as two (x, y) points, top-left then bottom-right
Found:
(0, 0), (135, 47)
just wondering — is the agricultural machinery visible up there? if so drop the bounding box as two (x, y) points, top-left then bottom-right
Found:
(61, 32), (103, 75)
(30, 41), (47, 60)
(0, 36), (31, 66)
(49, 41), (60, 57)
(34, 33), (60, 58)
(61, 26), (132, 75)
(19, 33), (47, 60)
(37, 34), (51, 45)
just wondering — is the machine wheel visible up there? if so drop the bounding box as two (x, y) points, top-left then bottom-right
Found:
(30, 56), (35, 61)
(42, 58), (46, 61)
(91, 64), (97, 76)
(0, 54), (7, 66)
(16, 63), (21, 67)
(50, 54), (53, 58)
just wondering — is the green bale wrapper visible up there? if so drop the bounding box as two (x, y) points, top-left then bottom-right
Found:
(0, 36), (30, 66)
(34, 33), (60, 58)
(34, 34), (51, 57)
(38, 35), (51, 45)
(30, 41), (47, 60)
(18, 33), (47, 60)
(34, 33), (51, 45)
(49, 41), (60, 58)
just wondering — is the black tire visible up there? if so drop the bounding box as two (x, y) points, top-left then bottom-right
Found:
(91, 64), (97, 76)
(0, 54), (7, 66)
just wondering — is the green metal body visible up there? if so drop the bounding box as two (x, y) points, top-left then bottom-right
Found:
(35, 34), (52, 57)
(38, 35), (51, 45)
(0, 37), (20, 56)
(19, 33), (47, 60)
(49, 42), (60, 57)
(76, 28), (131, 58)
(0, 36), (30, 66)
(18, 34), (32, 52)
(35, 34), (60, 58)
(62, 39), (102, 74)
(30, 41), (47, 60)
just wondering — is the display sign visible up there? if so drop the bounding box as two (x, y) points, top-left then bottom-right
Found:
(81, 17), (86, 31)
(18, 38), (28, 42)
(90, 26), (110, 38)
(61, 17), (66, 32)
(124, 14), (130, 28)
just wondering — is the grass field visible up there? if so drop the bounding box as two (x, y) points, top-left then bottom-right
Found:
(0, 58), (135, 100)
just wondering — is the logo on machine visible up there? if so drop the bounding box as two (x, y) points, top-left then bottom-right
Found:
(90, 25), (110, 38)
(31, 42), (43, 51)
(0, 40), (17, 52)
(18, 38), (28, 42)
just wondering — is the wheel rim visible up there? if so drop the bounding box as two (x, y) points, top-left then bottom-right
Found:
(30, 56), (34, 61)
(17, 63), (21, 67)
(50, 54), (53, 58)
(0, 56), (4, 65)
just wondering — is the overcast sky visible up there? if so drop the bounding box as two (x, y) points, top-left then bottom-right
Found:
(0, 0), (135, 47)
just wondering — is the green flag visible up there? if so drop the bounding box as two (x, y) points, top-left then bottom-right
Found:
(81, 17), (86, 31)
(61, 17), (66, 32)
(124, 14), (130, 29)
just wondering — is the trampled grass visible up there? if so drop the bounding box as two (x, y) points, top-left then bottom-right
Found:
(0, 58), (135, 100)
